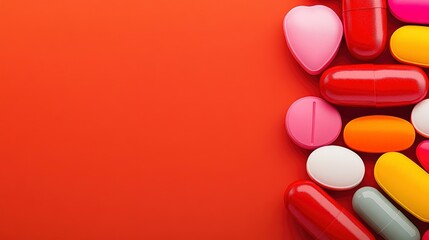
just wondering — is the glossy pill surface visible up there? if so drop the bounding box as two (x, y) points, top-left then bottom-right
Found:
(286, 96), (341, 149)
(285, 180), (375, 240)
(417, 140), (429, 172)
(320, 64), (428, 107)
(388, 0), (429, 25)
(344, 116), (415, 153)
(391, 26), (429, 68)
(353, 187), (420, 240)
(283, 5), (343, 75)
(423, 230), (429, 240)
(307, 145), (364, 190)
(411, 99), (429, 138)
(343, 0), (387, 61)
(375, 152), (429, 222)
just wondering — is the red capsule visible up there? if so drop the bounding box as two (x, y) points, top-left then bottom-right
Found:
(343, 0), (387, 61)
(285, 180), (375, 240)
(320, 64), (428, 107)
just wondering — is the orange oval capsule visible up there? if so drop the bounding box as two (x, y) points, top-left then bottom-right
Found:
(344, 115), (415, 153)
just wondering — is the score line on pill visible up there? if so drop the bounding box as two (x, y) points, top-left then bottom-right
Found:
(286, 96), (342, 150)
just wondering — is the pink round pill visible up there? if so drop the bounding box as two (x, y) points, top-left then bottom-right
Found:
(423, 230), (429, 240)
(417, 140), (429, 172)
(286, 96), (342, 149)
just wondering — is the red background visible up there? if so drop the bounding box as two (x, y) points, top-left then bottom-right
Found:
(0, 0), (427, 239)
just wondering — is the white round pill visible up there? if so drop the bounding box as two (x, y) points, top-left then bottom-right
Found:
(411, 99), (429, 138)
(306, 145), (365, 190)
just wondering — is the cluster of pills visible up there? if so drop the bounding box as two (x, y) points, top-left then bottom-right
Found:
(283, 0), (429, 239)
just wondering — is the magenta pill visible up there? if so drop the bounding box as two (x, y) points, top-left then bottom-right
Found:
(417, 140), (429, 172)
(423, 230), (429, 240)
(285, 96), (342, 149)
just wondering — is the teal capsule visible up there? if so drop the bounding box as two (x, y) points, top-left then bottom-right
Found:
(353, 186), (419, 240)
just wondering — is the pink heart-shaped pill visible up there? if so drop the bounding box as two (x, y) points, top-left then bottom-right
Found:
(417, 140), (429, 172)
(283, 5), (343, 75)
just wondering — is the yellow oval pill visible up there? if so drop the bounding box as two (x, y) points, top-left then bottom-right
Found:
(343, 115), (415, 153)
(391, 25), (429, 68)
(375, 152), (429, 222)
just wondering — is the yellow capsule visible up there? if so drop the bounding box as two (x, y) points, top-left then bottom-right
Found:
(375, 152), (429, 222)
(391, 25), (429, 68)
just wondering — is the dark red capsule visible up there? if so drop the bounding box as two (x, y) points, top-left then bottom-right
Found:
(320, 64), (428, 107)
(285, 180), (375, 240)
(343, 0), (387, 61)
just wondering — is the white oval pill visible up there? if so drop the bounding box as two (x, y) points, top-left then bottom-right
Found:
(307, 145), (365, 190)
(411, 99), (429, 138)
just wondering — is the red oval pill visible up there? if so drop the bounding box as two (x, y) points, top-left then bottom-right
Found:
(285, 180), (375, 240)
(320, 64), (428, 107)
(343, 0), (387, 61)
